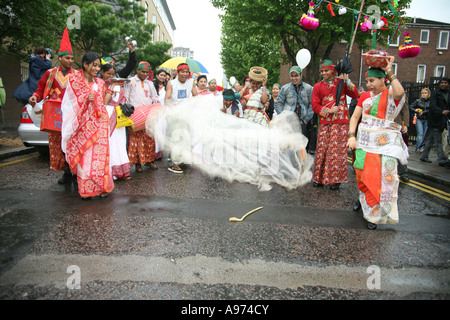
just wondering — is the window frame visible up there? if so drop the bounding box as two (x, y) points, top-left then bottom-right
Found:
(434, 65), (446, 78)
(437, 30), (449, 50)
(416, 64), (427, 83)
(420, 29), (430, 44)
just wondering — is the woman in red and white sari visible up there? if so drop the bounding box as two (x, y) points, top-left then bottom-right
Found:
(61, 52), (116, 199)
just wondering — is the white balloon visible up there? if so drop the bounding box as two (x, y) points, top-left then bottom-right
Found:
(295, 49), (311, 69)
(229, 76), (236, 86)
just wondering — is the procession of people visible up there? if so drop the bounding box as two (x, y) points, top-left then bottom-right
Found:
(22, 26), (450, 230)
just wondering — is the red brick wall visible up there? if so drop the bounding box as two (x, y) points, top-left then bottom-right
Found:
(0, 52), (24, 130)
(280, 23), (449, 88)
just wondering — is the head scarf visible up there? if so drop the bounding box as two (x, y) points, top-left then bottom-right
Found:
(177, 63), (190, 72)
(319, 60), (334, 70)
(272, 83), (281, 89)
(137, 62), (151, 71)
(365, 68), (386, 79)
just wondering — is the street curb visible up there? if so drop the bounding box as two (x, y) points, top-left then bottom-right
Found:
(0, 146), (37, 161)
(407, 167), (450, 188)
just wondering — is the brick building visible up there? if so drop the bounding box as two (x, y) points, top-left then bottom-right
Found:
(280, 17), (449, 92)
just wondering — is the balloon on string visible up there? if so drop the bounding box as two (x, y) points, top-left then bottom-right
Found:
(296, 49), (312, 69)
(229, 76), (237, 86)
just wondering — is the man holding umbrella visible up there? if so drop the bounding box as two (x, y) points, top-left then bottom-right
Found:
(311, 59), (358, 190)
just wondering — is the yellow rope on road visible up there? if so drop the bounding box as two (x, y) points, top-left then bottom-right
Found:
(229, 206), (263, 222)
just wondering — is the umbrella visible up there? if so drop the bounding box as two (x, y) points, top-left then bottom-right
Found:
(334, 52), (354, 104)
(160, 57), (208, 73)
(331, 46), (354, 122)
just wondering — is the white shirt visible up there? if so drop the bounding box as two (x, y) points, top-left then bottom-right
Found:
(123, 75), (159, 107)
(169, 78), (194, 105)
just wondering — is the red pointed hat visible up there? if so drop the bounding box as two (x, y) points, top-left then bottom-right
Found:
(58, 28), (73, 57)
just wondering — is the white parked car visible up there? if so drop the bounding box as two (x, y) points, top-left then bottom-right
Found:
(18, 102), (49, 154)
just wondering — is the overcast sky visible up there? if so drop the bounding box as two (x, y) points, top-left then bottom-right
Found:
(165, 0), (450, 84)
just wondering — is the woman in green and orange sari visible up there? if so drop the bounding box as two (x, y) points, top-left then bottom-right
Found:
(347, 57), (408, 230)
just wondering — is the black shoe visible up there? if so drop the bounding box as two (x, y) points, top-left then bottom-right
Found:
(367, 222), (377, 230)
(313, 182), (323, 187)
(420, 158), (432, 163)
(58, 173), (72, 184)
(353, 200), (361, 211)
(438, 160), (449, 167)
(330, 183), (340, 190)
(399, 174), (410, 182)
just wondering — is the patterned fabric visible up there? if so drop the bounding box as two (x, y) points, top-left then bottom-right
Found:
(48, 131), (67, 171)
(105, 86), (130, 180)
(61, 70), (113, 198)
(354, 87), (407, 224)
(127, 130), (156, 165)
(243, 88), (269, 126)
(313, 123), (349, 185)
(311, 78), (358, 125)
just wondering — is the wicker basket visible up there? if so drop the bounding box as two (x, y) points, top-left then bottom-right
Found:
(362, 52), (390, 68)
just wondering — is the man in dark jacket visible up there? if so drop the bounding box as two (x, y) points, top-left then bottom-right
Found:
(420, 78), (450, 167)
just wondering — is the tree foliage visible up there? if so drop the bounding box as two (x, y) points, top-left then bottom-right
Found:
(0, 0), (66, 60)
(212, 0), (412, 84)
(0, 0), (172, 70)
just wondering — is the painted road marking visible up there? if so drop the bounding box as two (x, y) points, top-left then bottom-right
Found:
(0, 154), (39, 167)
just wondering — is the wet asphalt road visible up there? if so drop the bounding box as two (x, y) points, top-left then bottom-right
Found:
(0, 151), (449, 302)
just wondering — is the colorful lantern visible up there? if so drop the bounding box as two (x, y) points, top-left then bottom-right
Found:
(360, 16), (373, 32)
(398, 32), (421, 59)
(300, 2), (320, 30)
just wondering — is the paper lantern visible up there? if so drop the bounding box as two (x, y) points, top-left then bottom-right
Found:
(300, 2), (319, 30)
(398, 32), (421, 59)
(360, 16), (372, 32)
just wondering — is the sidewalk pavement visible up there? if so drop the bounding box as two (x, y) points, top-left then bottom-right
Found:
(1, 129), (449, 187)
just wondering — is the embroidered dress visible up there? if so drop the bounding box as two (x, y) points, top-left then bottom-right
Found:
(105, 85), (131, 179)
(32, 66), (75, 171)
(61, 70), (114, 198)
(242, 88), (269, 126)
(123, 75), (159, 166)
(312, 78), (358, 185)
(354, 88), (407, 224)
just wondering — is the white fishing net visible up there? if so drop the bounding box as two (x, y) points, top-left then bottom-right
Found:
(145, 94), (313, 191)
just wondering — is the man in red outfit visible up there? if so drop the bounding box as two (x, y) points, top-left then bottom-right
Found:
(311, 60), (359, 190)
(29, 28), (76, 184)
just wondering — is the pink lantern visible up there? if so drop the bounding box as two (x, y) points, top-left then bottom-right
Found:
(360, 16), (373, 32)
(300, 2), (319, 30)
(398, 32), (421, 59)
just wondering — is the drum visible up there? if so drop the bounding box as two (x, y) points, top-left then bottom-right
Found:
(129, 103), (160, 132)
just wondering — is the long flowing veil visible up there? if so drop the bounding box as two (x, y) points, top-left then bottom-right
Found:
(146, 94), (313, 191)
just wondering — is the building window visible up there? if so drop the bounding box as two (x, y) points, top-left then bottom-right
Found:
(420, 30), (429, 43)
(435, 65), (446, 78)
(437, 31), (449, 50)
(389, 36), (400, 47)
(416, 64), (426, 83)
(145, 2), (148, 24)
(152, 15), (157, 42)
